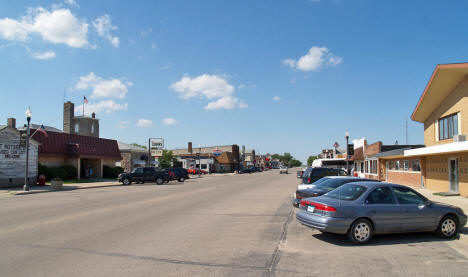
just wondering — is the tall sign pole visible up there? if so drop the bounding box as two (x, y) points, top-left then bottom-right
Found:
(23, 107), (32, 191)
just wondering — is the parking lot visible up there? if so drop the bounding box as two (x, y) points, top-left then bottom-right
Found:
(0, 170), (467, 276)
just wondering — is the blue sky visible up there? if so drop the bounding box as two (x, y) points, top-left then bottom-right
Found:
(1, 0), (468, 162)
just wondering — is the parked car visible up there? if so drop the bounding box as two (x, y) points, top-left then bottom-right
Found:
(301, 167), (346, 185)
(296, 170), (303, 178)
(239, 168), (253, 174)
(292, 177), (377, 207)
(118, 167), (170, 185)
(167, 168), (189, 182)
(297, 176), (332, 191)
(279, 166), (288, 174)
(296, 182), (468, 244)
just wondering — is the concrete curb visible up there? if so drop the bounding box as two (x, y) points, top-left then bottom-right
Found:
(7, 183), (122, 196)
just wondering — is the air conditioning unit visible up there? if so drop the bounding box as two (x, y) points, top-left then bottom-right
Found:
(453, 134), (466, 142)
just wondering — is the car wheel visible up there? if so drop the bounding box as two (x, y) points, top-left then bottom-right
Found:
(156, 177), (164, 185)
(122, 178), (131, 185)
(347, 219), (373, 244)
(140, 181), (145, 184)
(178, 177), (185, 182)
(436, 215), (458, 239)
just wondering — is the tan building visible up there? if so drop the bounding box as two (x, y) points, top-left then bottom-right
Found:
(406, 63), (468, 197)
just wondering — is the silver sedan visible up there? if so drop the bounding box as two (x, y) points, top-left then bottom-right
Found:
(296, 182), (467, 244)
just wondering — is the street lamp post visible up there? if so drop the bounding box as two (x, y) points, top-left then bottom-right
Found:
(345, 131), (349, 175)
(23, 107), (32, 191)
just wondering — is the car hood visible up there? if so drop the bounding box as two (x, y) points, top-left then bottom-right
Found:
(431, 201), (461, 210)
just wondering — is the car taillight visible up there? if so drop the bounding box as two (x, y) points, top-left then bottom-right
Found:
(307, 177), (311, 183)
(299, 200), (336, 212)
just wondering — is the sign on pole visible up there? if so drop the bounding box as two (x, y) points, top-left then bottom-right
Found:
(151, 149), (163, 157)
(149, 138), (164, 157)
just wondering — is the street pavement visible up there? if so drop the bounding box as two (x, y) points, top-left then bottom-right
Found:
(0, 170), (467, 276)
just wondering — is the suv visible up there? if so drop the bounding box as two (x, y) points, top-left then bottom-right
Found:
(301, 167), (346, 185)
(118, 167), (170, 185)
(279, 166), (288, 174)
(167, 168), (189, 182)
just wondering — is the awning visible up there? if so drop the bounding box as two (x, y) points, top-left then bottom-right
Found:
(405, 141), (468, 157)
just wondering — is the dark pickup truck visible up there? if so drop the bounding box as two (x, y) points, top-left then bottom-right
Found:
(118, 167), (170, 185)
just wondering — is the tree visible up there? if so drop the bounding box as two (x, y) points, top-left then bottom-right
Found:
(131, 143), (147, 149)
(290, 159), (302, 167)
(307, 155), (318, 166)
(281, 153), (293, 165)
(159, 150), (177, 169)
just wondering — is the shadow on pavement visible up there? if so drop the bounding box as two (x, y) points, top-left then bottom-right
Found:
(312, 231), (455, 247)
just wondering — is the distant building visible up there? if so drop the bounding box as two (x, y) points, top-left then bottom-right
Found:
(117, 141), (158, 172)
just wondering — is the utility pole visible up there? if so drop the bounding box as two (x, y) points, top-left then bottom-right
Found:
(23, 107), (32, 191)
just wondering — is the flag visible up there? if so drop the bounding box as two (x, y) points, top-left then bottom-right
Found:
(333, 142), (340, 148)
(83, 96), (88, 104)
(37, 124), (48, 137)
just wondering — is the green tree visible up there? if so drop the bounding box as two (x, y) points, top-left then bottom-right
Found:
(290, 159), (302, 167)
(159, 150), (177, 169)
(307, 155), (318, 166)
(131, 143), (147, 149)
(281, 152), (293, 165)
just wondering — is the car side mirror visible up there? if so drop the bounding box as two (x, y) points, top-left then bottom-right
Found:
(425, 200), (432, 206)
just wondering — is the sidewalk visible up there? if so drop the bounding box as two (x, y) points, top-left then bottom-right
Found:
(0, 181), (121, 196)
(417, 188), (468, 243)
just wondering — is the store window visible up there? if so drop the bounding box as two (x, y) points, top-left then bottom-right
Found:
(412, 160), (421, 172)
(438, 113), (458, 140)
(395, 160), (400, 171)
(403, 160), (409, 171)
(74, 123), (79, 133)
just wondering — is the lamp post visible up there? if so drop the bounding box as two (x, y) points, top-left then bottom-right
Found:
(198, 144), (201, 177)
(345, 131), (349, 175)
(23, 107), (32, 191)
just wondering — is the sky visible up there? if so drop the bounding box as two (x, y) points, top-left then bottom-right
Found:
(1, 0), (468, 163)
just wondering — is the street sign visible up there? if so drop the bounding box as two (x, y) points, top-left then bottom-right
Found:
(151, 149), (163, 157)
(150, 138), (164, 149)
(19, 130), (27, 147)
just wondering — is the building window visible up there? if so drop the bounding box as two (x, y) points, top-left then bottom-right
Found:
(74, 123), (79, 133)
(403, 160), (409, 171)
(438, 113), (458, 140)
(365, 161), (369, 173)
(395, 160), (400, 171)
(360, 162), (364, 173)
(412, 160), (421, 172)
(372, 160), (378, 174)
(91, 124), (94, 134)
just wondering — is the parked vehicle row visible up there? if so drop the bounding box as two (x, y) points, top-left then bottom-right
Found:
(293, 167), (468, 244)
(118, 167), (189, 185)
(239, 167), (264, 174)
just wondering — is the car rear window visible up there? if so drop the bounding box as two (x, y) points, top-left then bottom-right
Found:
(303, 168), (313, 177)
(323, 184), (367, 201)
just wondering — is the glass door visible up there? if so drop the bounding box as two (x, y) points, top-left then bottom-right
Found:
(449, 158), (459, 193)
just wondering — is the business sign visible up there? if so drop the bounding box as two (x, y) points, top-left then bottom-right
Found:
(212, 147), (222, 156)
(151, 149), (163, 157)
(150, 138), (164, 149)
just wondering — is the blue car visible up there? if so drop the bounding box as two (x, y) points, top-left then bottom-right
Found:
(296, 182), (467, 244)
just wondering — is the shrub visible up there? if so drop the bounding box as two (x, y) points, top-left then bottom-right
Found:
(38, 163), (77, 181)
(103, 166), (124, 178)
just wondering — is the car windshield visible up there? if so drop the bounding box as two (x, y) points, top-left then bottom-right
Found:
(312, 177), (331, 185)
(314, 178), (350, 191)
(323, 183), (367, 201)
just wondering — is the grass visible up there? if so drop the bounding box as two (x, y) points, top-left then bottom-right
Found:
(49, 179), (117, 184)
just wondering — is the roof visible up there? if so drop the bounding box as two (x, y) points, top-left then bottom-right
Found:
(118, 141), (147, 153)
(31, 129), (121, 159)
(371, 145), (425, 159)
(404, 141), (468, 157)
(215, 151), (236, 164)
(412, 63), (468, 122)
(18, 124), (63, 133)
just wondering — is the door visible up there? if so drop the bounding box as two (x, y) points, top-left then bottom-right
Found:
(134, 167), (144, 182)
(393, 186), (436, 231)
(365, 186), (402, 233)
(449, 158), (459, 193)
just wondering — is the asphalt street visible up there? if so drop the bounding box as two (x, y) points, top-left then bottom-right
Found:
(1, 170), (468, 276)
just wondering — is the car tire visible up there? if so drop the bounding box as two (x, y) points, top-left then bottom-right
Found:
(347, 219), (373, 244)
(140, 181), (145, 184)
(436, 215), (458, 239)
(156, 177), (164, 185)
(178, 177), (185, 182)
(122, 178), (131, 185)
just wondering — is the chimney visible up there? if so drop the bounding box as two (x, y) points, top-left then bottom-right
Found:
(188, 142), (192, 154)
(63, 101), (74, 134)
(242, 145), (245, 154)
(7, 118), (16, 129)
(91, 112), (96, 118)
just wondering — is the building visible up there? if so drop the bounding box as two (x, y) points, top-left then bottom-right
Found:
(0, 118), (40, 187)
(117, 141), (158, 173)
(31, 102), (121, 179)
(405, 63), (468, 197)
(351, 137), (423, 182)
(171, 142), (240, 172)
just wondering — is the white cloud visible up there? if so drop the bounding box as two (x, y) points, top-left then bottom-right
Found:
(205, 96), (247, 110)
(75, 72), (131, 99)
(75, 99), (128, 115)
(115, 121), (130, 128)
(162, 118), (177, 125)
(92, 14), (119, 47)
(0, 7), (89, 48)
(170, 74), (247, 110)
(64, 0), (79, 7)
(283, 46), (342, 71)
(137, 119), (153, 127)
(238, 84), (245, 89)
(32, 50), (55, 60)
(273, 96), (280, 101)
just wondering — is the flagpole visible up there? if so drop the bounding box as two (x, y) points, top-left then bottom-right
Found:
(83, 96), (85, 117)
